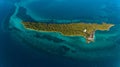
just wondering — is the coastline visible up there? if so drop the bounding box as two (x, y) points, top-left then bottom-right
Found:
(22, 22), (114, 43)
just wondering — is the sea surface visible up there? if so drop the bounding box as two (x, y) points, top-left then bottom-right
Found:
(1, 0), (120, 67)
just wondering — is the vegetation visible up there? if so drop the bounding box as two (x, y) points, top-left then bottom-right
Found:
(22, 22), (114, 43)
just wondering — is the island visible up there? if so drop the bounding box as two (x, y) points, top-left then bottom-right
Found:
(22, 22), (114, 43)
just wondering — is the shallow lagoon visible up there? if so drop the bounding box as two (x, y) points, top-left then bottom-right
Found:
(1, 0), (120, 67)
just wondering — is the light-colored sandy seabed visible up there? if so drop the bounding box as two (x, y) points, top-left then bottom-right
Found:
(6, 0), (120, 61)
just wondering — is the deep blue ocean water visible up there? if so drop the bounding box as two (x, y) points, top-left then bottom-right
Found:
(1, 0), (120, 67)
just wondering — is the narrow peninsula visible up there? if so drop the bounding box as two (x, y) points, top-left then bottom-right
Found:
(22, 22), (114, 43)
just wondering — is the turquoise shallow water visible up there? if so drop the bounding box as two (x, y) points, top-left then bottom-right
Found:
(1, 0), (120, 67)
(8, 0), (120, 60)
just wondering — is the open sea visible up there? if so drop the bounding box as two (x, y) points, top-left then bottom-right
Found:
(0, 0), (120, 67)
